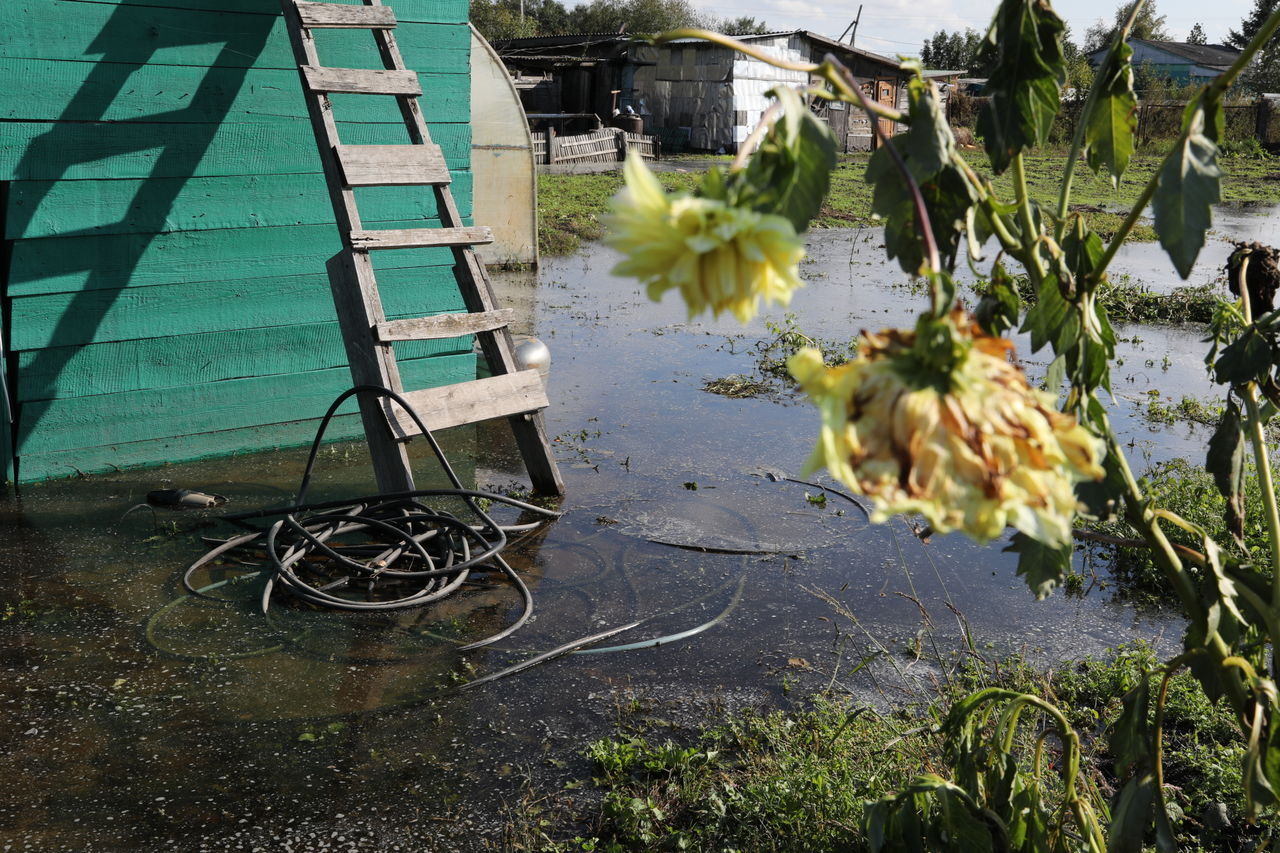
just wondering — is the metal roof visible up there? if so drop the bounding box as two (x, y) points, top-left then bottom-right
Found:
(496, 30), (902, 70)
(1087, 39), (1241, 70)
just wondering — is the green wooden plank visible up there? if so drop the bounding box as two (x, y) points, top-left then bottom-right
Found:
(15, 400), (479, 484)
(16, 317), (472, 401)
(6, 171), (473, 240)
(53, 0), (471, 25)
(0, 120), (472, 182)
(0, 58), (468, 125)
(0, 6), (468, 72)
(16, 349), (475, 454)
(6, 218), (474, 296)
(17, 412), (373, 482)
(10, 264), (469, 350)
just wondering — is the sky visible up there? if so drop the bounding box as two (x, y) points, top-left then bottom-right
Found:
(684, 0), (1255, 58)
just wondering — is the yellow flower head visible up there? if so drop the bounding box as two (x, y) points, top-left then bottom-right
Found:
(788, 311), (1104, 548)
(603, 155), (804, 323)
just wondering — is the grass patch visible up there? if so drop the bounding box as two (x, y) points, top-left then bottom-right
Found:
(701, 314), (857, 401)
(536, 149), (1277, 258)
(988, 275), (1225, 325)
(1142, 393), (1224, 428)
(1084, 457), (1275, 604)
(506, 645), (1249, 851)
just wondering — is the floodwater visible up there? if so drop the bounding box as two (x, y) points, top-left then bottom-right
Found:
(0, 210), (1268, 850)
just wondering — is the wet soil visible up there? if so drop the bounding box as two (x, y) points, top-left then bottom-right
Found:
(1, 211), (1269, 850)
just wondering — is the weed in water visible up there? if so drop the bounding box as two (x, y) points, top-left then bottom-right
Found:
(508, 645), (1250, 851)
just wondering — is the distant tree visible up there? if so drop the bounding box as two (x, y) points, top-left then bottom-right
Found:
(1227, 0), (1280, 92)
(1186, 22), (1207, 44)
(1061, 23), (1082, 61)
(1083, 1), (1170, 53)
(919, 28), (985, 74)
(574, 0), (706, 34)
(471, 0), (570, 39)
(471, 0), (538, 40)
(1227, 0), (1279, 49)
(713, 15), (770, 36)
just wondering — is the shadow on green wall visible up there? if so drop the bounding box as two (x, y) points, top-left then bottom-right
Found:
(3, 3), (277, 484)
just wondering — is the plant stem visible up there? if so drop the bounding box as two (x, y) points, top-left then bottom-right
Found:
(824, 57), (941, 282)
(951, 154), (1024, 256)
(1094, 5), (1280, 284)
(730, 101), (782, 173)
(1093, 165), (1159, 280)
(1234, 258), (1280, 603)
(1053, 0), (1145, 244)
(1100, 415), (1252, 718)
(1011, 153), (1045, 284)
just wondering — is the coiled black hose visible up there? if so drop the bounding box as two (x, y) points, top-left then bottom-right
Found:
(180, 385), (560, 649)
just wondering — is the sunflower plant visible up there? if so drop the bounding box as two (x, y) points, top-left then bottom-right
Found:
(604, 0), (1280, 848)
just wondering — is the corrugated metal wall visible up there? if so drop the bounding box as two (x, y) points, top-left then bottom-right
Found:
(633, 37), (810, 153)
(0, 0), (475, 483)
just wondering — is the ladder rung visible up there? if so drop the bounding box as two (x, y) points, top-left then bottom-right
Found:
(377, 309), (515, 342)
(337, 143), (450, 186)
(350, 226), (493, 251)
(295, 1), (397, 28)
(388, 371), (549, 438)
(302, 66), (421, 96)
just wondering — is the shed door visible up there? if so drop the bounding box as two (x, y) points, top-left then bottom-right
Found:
(876, 80), (896, 139)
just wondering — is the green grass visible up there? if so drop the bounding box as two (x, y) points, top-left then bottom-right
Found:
(1084, 457), (1276, 605)
(505, 645), (1251, 852)
(537, 148), (1278, 258)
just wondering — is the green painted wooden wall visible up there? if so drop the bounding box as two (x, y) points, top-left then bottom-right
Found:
(0, 0), (476, 483)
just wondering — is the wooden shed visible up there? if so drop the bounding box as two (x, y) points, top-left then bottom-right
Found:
(1, 0), (477, 484)
(631, 31), (907, 153)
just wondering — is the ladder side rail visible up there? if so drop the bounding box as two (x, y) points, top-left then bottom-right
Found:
(280, 0), (415, 492)
(368, 14), (564, 494)
(326, 252), (415, 493)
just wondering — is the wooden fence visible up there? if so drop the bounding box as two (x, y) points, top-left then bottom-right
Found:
(948, 93), (1279, 147)
(531, 127), (660, 165)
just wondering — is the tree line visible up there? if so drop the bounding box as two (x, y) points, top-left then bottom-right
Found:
(920, 0), (1278, 94)
(471, 0), (769, 41)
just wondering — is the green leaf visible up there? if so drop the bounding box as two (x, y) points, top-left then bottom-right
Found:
(1206, 400), (1246, 547)
(1019, 272), (1069, 354)
(903, 75), (954, 183)
(1004, 532), (1070, 599)
(975, 264), (1021, 336)
(1042, 353), (1066, 396)
(935, 787), (997, 852)
(1075, 446), (1125, 521)
(1213, 327), (1274, 385)
(1108, 774), (1156, 853)
(866, 141), (975, 275)
(737, 86), (837, 233)
(1152, 107), (1222, 279)
(1084, 33), (1137, 186)
(1062, 216), (1105, 292)
(976, 0), (1066, 173)
(1111, 674), (1151, 776)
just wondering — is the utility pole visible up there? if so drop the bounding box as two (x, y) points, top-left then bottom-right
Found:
(837, 5), (863, 47)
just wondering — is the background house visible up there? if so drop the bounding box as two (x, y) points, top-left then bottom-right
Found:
(495, 33), (651, 135)
(1086, 39), (1242, 86)
(1, 0), (476, 484)
(496, 31), (909, 153)
(633, 31), (908, 153)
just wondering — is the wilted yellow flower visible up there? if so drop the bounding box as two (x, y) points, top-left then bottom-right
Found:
(788, 311), (1104, 548)
(603, 155), (804, 323)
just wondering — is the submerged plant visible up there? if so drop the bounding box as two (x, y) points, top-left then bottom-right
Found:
(603, 0), (1280, 847)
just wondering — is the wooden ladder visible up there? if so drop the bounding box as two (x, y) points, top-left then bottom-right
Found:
(277, 0), (563, 495)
